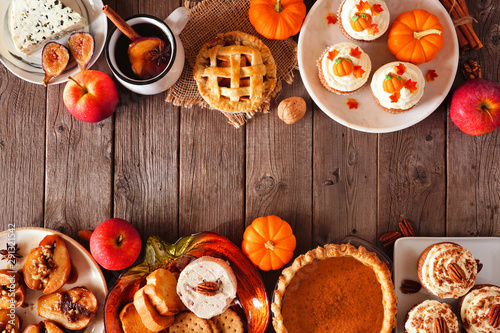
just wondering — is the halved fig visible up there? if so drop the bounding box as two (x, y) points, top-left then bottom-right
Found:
(42, 42), (70, 86)
(38, 287), (98, 330)
(143, 269), (184, 316)
(119, 303), (156, 333)
(0, 269), (26, 309)
(128, 37), (170, 79)
(0, 309), (20, 333)
(23, 235), (71, 294)
(68, 32), (95, 71)
(24, 320), (64, 333)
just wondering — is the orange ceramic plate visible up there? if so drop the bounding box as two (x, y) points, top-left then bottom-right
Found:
(104, 232), (269, 333)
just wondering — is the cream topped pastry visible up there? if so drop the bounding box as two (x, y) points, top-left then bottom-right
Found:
(317, 42), (371, 95)
(371, 61), (425, 113)
(417, 242), (477, 299)
(405, 300), (459, 333)
(338, 0), (390, 41)
(460, 285), (500, 333)
(176, 256), (237, 319)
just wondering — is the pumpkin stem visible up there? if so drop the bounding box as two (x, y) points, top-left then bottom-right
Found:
(413, 29), (442, 40)
(265, 240), (275, 251)
(274, 0), (283, 13)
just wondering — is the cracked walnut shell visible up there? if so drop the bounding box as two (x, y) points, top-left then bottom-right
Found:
(278, 97), (306, 124)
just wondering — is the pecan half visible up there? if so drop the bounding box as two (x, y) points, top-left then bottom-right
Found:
(379, 231), (402, 247)
(434, 316), (449, 333)
(475, 259), (483, 273)
(400, 279), (422, 294)
(196, 282), (219, 296)
(398, 219), (416, 237)
(488, 304), (500, 328)
(447, 263), (465, 283)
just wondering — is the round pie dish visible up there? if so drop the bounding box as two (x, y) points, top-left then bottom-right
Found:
(271, 243), (397, 333)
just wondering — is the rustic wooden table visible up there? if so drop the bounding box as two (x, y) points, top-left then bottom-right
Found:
(0, 0), (499, 331)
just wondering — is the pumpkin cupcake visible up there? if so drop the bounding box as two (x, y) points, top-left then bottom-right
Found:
(405, 300), (459, 333)
(370, 61), (425, 113)
(459, 284), (500, 333)
(338, 0), (390, 42)
(317, 42), (371, 95)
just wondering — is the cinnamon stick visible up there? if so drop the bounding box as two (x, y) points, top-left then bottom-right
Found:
(441, 0), (482, 50)
(455, 27), (469, 49)
(102, 5), (141, 41)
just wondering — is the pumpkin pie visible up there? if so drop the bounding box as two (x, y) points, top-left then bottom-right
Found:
(271, 243), (397, 333)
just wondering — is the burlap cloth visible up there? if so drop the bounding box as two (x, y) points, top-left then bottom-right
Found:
(165, 0), (298, 128)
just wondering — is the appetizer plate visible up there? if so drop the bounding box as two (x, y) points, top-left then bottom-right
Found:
(298, 0), (459, 133)
(0, 227), (107, 333)
(0, 0), (106, 85)
(104, 233), (269, 333)
(393, 237), (500, 332)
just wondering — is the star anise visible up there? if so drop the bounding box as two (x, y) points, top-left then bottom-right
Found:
(0, 243), (22, 260)
(148, 42), (171, 67)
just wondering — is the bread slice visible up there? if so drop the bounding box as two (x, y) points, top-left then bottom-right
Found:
(144, 269), (185, 316)
(119, 302), (156, 333)
(133, 287), (174, 331)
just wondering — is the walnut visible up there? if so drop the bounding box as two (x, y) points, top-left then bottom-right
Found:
(461, 59), (482, 80)
(278, 97), (307, 124)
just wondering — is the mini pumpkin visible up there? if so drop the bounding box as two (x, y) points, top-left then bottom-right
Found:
(242, 215), (296, 271)
(383, 74), (404, 93)
(333, 57), (354, 77)
(249, 0), (306, 40)
(388, 9), (444, 65)
(350, 12), (372, 32)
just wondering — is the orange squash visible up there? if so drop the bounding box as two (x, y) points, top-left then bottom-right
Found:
(383, 74), (404, 93)
(333, 58), (354, 77)
(249, 0), (306, 40)
(388, 9), (444, 65)
(350, 12), (372, 32)
(242, 215), (296, 271)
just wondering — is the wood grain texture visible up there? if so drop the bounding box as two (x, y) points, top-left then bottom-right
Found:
(0, 69), (46, 228)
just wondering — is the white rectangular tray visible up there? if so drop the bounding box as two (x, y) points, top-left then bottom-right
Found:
(393, 237), (500, 332)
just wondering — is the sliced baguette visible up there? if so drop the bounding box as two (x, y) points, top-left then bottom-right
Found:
(133, 287), (174, 332)
(144, 269), (185, 316)
(119, 302), (157, 333)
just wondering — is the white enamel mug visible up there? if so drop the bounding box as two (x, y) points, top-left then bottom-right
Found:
(105, 8), (190, 95)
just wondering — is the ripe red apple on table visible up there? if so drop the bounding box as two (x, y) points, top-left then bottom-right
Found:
(450, 78), (500, 135)
(89, 218), (141, 271)
(63, 70), (119, 123)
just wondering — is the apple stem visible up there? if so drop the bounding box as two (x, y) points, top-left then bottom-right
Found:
(68, 76), (86, 90)
(482, 105), (494, 122)
(116, 234), (124, 246)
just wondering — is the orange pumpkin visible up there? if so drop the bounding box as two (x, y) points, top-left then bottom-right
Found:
(333, 57), (354, 77)
(350, 12), (372, 32)
(242, 215), (296, 271)
(249, 0), (306, 40)
(383, 74), (404, 93)
(388, 9), (444, 65)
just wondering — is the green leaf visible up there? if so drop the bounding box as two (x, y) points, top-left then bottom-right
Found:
(335, 58), (343, 63)
(384, 74), (392, 81)
(352, 15), (359, 22)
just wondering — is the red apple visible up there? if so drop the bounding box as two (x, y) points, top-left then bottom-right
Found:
(89, 218), (141, 270)
(450, 78), (500, 135)
(63, 70), (119, 123)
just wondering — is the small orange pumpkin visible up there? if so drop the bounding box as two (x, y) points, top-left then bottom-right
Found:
(249, 0), (306, 40)
(333, 57), (354, 77)
(242, 215), (296, 271)
(383, 74), (404, 93)
(388, 9), (444, 65)
(350, 12), (372, 32)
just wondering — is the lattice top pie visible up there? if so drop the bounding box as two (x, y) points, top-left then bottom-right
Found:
(193, 31), (277, 113)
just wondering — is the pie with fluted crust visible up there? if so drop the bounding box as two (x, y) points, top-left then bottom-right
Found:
(271, 243), (397, 333)
(193, 31), (277, 113)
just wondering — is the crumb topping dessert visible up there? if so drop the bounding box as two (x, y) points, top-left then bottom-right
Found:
(405, 300), (459, 333)
(461, 285), (500, 333)
(339, 0), (390, 41)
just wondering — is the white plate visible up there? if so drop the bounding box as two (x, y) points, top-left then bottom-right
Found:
(298, 0), (459, 133)
(0, 0), (106, 85)
(393, 237), (500, 332)
(0, 227), (107, 333)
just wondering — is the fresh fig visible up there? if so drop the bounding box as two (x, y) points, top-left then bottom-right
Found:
(128, 37), (171, 79)
(42, 42), (70, 86)
(68, 32), (95, 71)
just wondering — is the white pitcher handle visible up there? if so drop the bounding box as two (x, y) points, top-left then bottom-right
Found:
(165, 7), (190, 35)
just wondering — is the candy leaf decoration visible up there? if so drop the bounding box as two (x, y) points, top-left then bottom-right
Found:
(346, 98), (359, 109)
(390, 92), (400, 103)
(326, 13), (337, 24)
(242, 215), (296, 271)
(333, 57), (354, 77)
(394, 63), (406, 75)
(371, 4), (384, 15)
(404, 79), (418, 93)
(68, 32), (95, 71)
(349, 47), (362, 58)
(367, 23), (379, 36)
(427, 69), (438, 82)
(353, 65), (365, 78)
(356, 0), (371, 12)
(388, 9), (444, 65)
(383, 74), (404, 93)
(42, 42), (69, 86)
(350, 12), (372, 32)
(249, 0), (306, 40)
(327, 49), (340, 60)
(104, 233), (269, 333)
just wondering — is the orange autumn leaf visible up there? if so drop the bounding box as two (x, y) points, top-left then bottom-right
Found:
(353, 65), (365, 78)
(394, 63), (406, 75)
(327, 49), (340, 60)
(404, 79), (418, 93)
(346, 98), (359, 109)
(367, 23), (379, 35)
(356, 0), (371, 12)
(426, 69), (438, 82)
(349, 47), (362, 58)
(326, 13), (337, 24)
(389, 92), (400, 103)
(371, 4), (384, 15)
